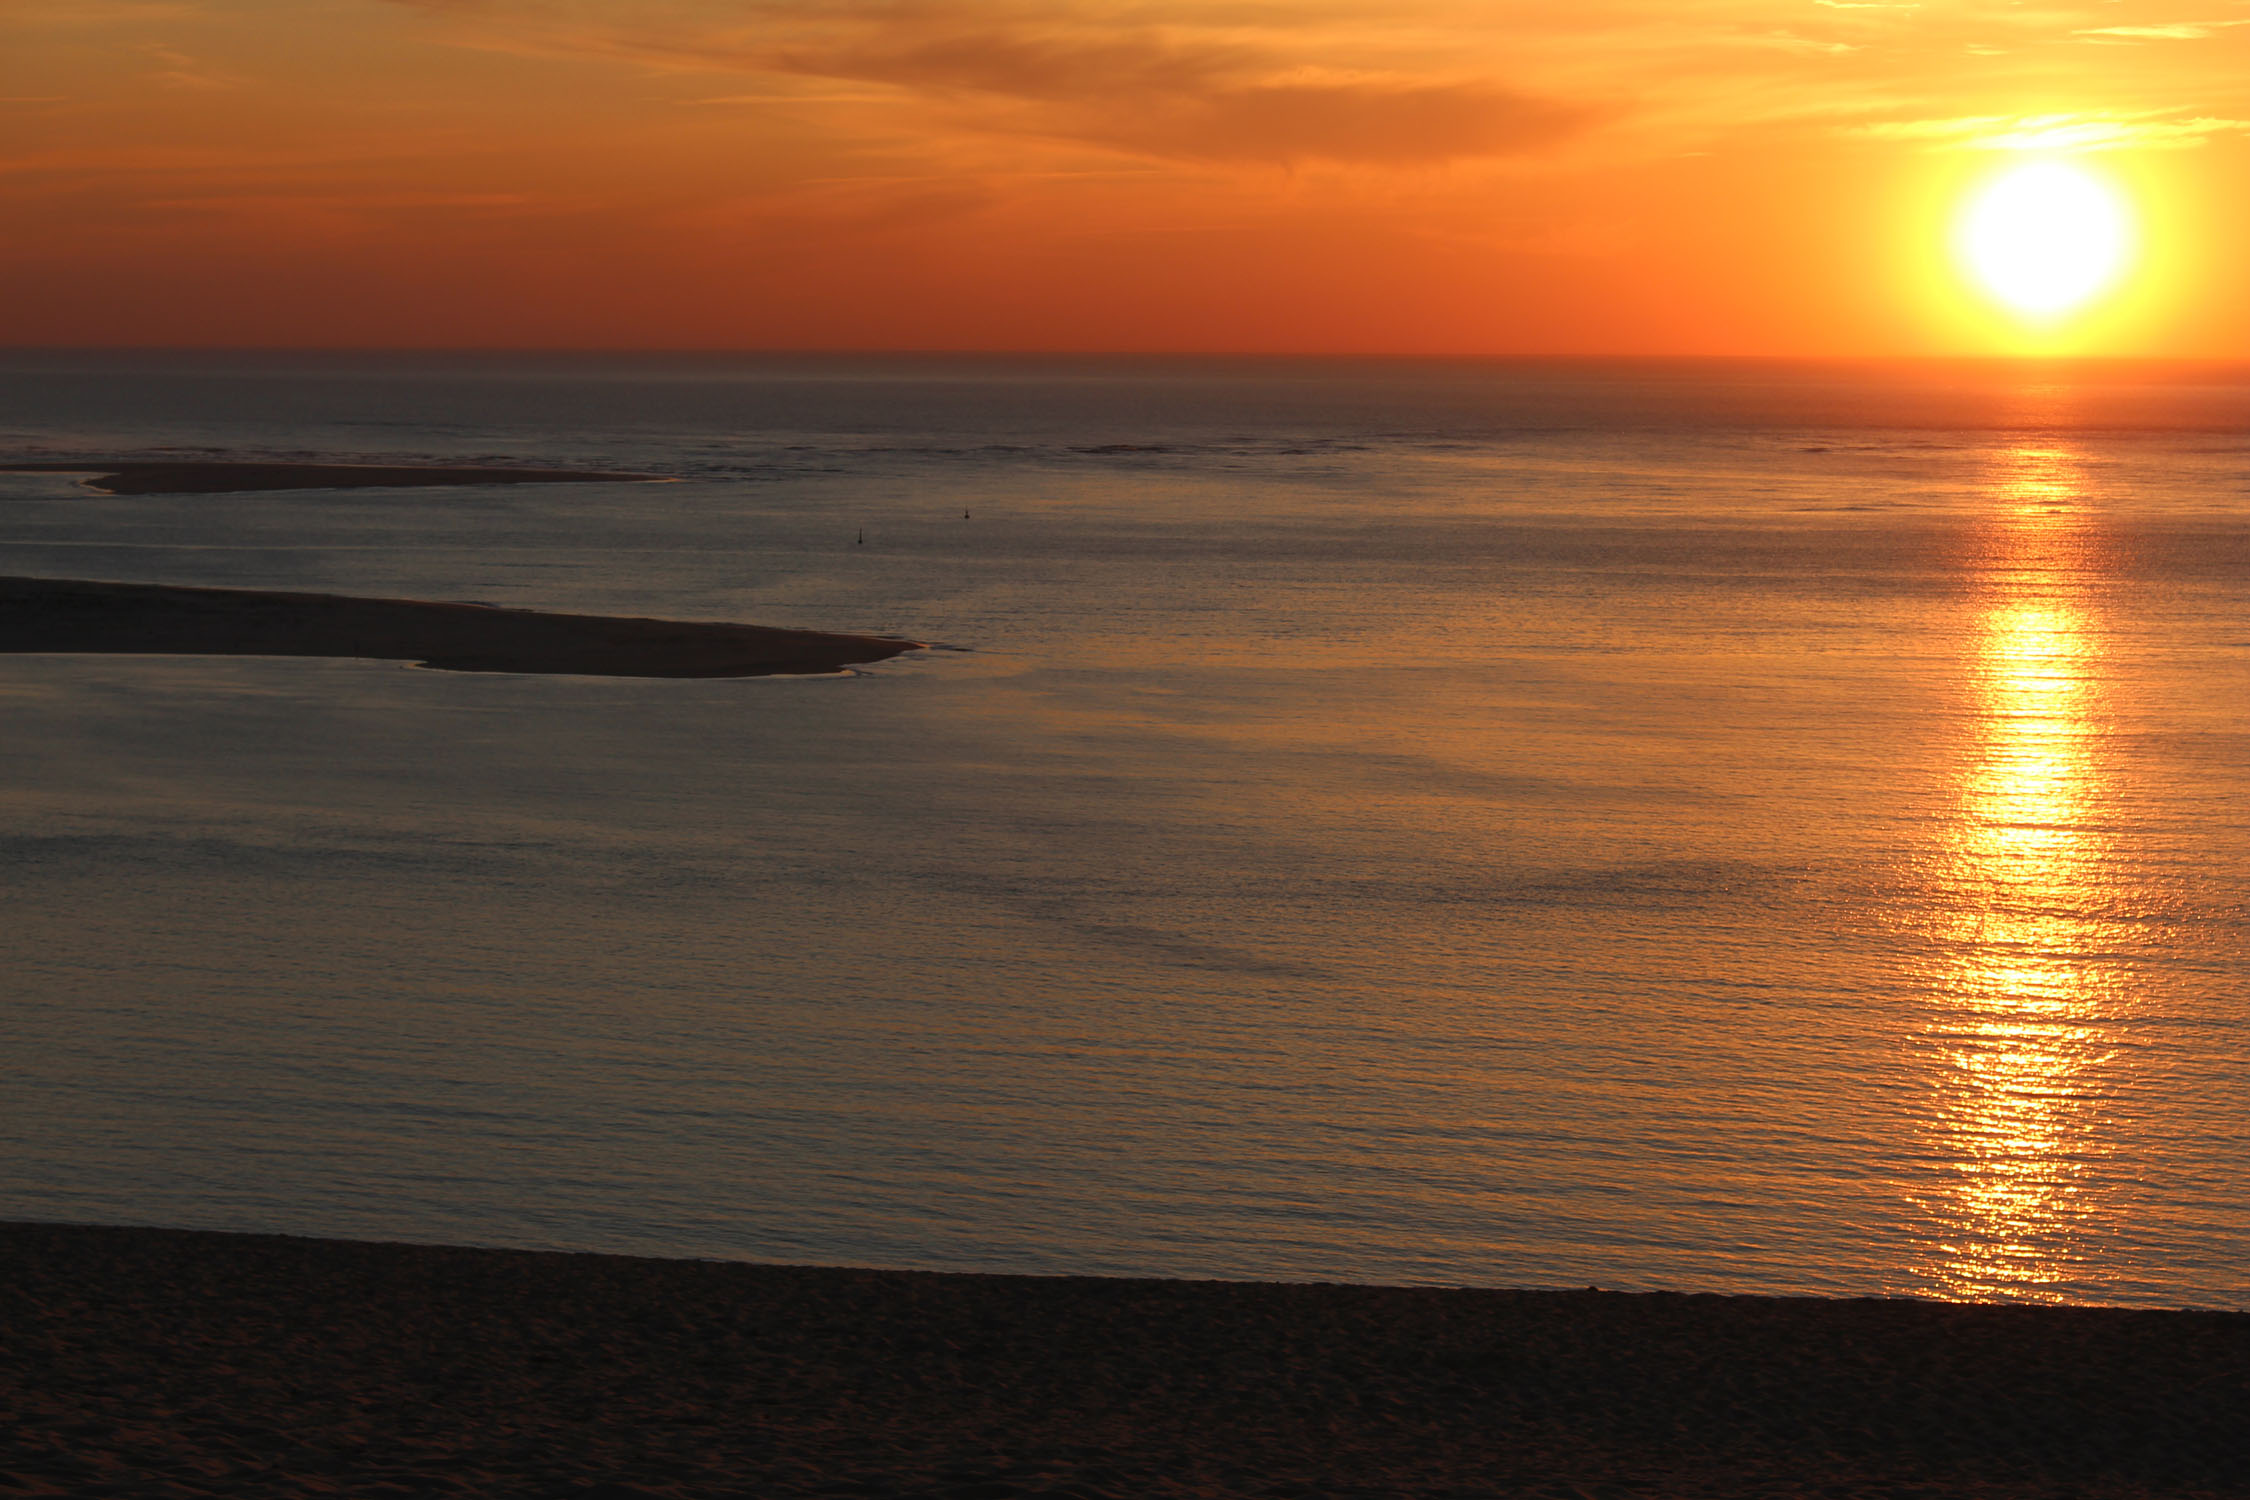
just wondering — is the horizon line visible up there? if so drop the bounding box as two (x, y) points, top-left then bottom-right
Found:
(6, 345), (2247, 368)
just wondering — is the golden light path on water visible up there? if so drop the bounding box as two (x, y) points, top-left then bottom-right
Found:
(1918, 441), (2134, 1301)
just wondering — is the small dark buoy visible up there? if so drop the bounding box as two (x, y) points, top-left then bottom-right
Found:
(855, 528), (864, 545)
(963, 510), (970, 519)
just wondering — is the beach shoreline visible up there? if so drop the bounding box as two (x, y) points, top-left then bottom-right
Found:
(0, 575), (922, 678)
(3, 1219), (2243, 1499)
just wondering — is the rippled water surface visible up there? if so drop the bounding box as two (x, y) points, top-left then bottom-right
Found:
(3, 354), (2245, 1306)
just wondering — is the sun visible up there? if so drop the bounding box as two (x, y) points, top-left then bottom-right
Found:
(1955, 160), (2134, 322)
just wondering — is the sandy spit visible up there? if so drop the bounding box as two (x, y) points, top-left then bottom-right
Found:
(0, 461), (666, 495)
(1, 1221), (2243, 1499)
(0, 576), (921, 678)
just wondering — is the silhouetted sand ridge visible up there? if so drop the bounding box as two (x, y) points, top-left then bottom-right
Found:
(0, 577), (921, 679)
(0, 459), (666, 495)
(2, 1221), (2244, 1499)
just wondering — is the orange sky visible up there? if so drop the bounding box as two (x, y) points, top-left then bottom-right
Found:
(6, 0), (2250, 355)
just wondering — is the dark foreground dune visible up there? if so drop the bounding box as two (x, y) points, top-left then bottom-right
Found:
(0, 460), (665, 495)
(0, 576), (920, 678)
(2, 1223), (2244, 1500)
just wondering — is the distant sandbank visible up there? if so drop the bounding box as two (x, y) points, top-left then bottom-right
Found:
(0, 576), (921, 678)
(0, 459), (666, 495)
(2, 1221), (2242, 1499)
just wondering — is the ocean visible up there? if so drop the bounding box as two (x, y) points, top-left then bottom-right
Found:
(3, 352), (2245, 1309)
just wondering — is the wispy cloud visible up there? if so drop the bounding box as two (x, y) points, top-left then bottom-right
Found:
(140, 41), (236, 90)
(1854, 110), (2250, 150)
(1733, 30), (1857, 55)
(777, 30), (1604, 165)
(342, 2), (2250, 173)
(372, 3), (1608, 166)
(2074, 20), (2250, 40)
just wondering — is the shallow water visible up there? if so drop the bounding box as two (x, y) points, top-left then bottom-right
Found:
(3, 354), (2246, 1306)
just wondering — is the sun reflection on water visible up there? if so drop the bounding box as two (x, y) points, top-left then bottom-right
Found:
(1917, 443), (2130, 1301)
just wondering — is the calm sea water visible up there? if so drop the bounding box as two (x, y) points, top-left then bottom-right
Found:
(2, 353), (2246, 1308)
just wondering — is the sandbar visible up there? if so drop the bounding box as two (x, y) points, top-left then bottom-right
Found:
(1, 1220), (2243, 1499)
(0, 576), (921, 678)
(0, 459), (666, 495)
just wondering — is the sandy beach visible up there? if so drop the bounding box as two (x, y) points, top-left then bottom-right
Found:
(1, 1222), (2242, 1500)
(0, 576), (921, 678)
(0, 460), (666, 495)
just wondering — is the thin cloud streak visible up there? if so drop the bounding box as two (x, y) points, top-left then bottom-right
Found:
(1855, 110), (2250, 151)
(2075, 21), (2250, 40)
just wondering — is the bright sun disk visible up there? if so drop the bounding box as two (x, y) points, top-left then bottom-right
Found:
(1956, 161), (2132, 320)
